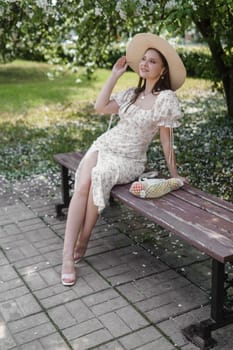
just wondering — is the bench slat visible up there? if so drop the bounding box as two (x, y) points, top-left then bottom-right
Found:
(181, 185), (233, 212)
(111, 183), (233, 263)
(54, 152), (85, 171)
(172, 188), (233, 224)
(158, 193), (233, 237)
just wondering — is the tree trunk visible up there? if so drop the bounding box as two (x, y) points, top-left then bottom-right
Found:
(209, 46), (233, 119)
(207, 43), (233, 119)
(194, 18), (233, 118)
(222, 74), (233, 119)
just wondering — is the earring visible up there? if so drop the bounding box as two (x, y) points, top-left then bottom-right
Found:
(161, 75), (165, 80)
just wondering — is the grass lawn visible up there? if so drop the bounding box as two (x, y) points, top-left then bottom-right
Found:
(0, 60), (232, 202)
(0, 60), (138, 116)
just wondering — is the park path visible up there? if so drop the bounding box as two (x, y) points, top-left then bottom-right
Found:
(0, 174), (233, 350)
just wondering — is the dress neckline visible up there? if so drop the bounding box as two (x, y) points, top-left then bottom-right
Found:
(131, 103), (153, 112)
(131, 90), (163, 111)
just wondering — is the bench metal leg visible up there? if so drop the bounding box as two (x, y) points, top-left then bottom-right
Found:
(182, 259), (233, 349)
(182, 319), (216, 350)
(211, 259), (225, 323)
(55, 165), (71, 217)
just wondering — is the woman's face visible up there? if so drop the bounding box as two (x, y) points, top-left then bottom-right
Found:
(139, 49), (165, 82)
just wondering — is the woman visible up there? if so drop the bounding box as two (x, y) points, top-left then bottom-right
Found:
(61, 33), (188, 286)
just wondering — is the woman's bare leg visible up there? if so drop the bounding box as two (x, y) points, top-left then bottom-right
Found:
(75, 184), (99, 259)
(62, 190), (87, 259)
(62, 151), (98, 284)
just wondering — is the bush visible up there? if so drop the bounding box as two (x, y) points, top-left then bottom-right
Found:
(177, 47), (219, 80)
(96, 43), (126, 69)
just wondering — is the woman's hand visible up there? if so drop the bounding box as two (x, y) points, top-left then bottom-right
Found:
(94, 56), (127, 114)
(175, 175), (189, 184)
(112, 56), (128, 79)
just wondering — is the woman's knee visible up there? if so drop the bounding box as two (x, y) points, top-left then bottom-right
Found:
(75, 151), (98, 186)
(78, 152), (98, 178)
(82, 150), (98, 170)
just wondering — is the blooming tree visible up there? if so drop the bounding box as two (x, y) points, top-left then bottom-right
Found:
(0, 0), (232, 116)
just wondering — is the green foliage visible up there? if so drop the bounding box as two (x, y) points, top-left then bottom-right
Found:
(1, 0), (232, 63)
(0, 106), (107, 180)
(96, 42), (126, 70)
(6, 106), (124, 175)
(1, 0), (232, 116)
(2, 0), (231, 78)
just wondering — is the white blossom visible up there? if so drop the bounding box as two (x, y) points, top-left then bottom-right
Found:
(165, 0), (176, 9)
(191, 2), (198, 11)
(2, 0), (19, 3)
(116, 0), (124, 12)
(118, 9), (127, 20)
(139, 0), (147, 6)
(36, 0), (48, 9)
(95, 7), (102, 16)
(47, 72), (54, 80)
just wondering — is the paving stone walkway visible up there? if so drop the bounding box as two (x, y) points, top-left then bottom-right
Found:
(0, 175), (233, 350)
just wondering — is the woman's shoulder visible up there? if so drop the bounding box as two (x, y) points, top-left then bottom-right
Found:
(153, 88), (182, 122)
(114, 87), (135, 95)
(124, 87), (135, 98)
(156, 89), (177, 99)
(125, 87), (135, 95)
(154, 89), (179, 105)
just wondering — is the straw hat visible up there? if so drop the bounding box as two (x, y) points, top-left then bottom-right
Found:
(126, 33), (186, 90)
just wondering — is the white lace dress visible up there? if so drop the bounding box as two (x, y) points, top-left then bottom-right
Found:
(75, 88), (183, 213)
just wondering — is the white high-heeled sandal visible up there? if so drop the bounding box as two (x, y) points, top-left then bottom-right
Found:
(61, 260), (76, 286)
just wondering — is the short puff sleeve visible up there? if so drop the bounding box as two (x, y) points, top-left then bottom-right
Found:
(112, 88), (134, 107)
(154, 90), (183, 128)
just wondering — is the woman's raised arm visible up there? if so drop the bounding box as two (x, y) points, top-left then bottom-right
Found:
(94, 56), (128, 114)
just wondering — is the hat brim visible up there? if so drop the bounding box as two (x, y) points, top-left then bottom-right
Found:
(126, 33), (186, 90)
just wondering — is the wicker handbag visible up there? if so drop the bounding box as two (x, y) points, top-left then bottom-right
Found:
(129, 177), (183, 199)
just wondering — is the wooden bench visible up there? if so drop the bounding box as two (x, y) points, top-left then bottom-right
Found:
(54, 151), (233, 350)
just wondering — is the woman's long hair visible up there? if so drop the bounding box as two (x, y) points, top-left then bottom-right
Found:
(127, 48), (171, 108)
